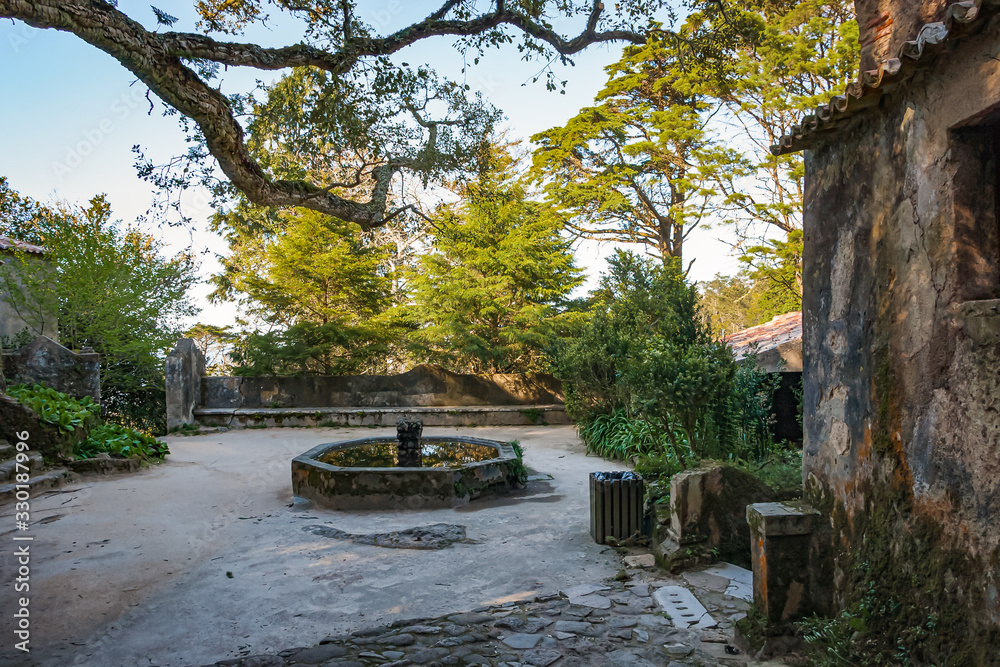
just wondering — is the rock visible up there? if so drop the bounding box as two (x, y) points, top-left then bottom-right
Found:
(500, 633), (542, 649)
(494, 616), (551, 634)
(242, 656), (284, 667)
(552, 621), (600, 637)
(522, 648), (562, 666)
(663, 643), (694, 657)
(567, 594), (611, 609)
(609, 617), (637, 629)
(560, 584), (609, 598)
(637, 614), (672, 627)
(408, 647), (451, 664)
(633, 629), (649, 642)
(403, 625), (443, 634)
(552, 631), (574, 640)
(448, 612), (495, 626)
(382, 651), (405, 659)
(624, 554), (656, 569)
(289, 644), (348, 663)
(609, 628), (633, 639)
(626, 583), (651, 597)
(605, 649), (656, 666)
(377, 633), (416, 647)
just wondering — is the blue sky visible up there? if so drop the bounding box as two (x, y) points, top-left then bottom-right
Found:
(0, 2), (739, 328)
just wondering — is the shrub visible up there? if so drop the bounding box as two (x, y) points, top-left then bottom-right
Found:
(6, 383), (168, 460)
(76, 423), (169, 460)
(6, 383), (99, 432)
(554, 250), (789, 477)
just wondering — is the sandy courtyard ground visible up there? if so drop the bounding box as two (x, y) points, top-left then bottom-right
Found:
(0, 425), (630, 667)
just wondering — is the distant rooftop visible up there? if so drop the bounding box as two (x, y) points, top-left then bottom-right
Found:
(0, 236), (46, 254)
(724, 311), (802, 372)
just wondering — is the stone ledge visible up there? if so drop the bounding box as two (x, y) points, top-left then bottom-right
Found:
(747, 502), (820, 537)
(192, 405), (569, 429)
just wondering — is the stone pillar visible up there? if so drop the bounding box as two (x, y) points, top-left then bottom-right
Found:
(165, 339), (206, 432)
(746, 502), (821, 624)
(396, 419), (423, 468)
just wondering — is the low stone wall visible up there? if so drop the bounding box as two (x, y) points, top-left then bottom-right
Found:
(1, 336), (100, 403)
(164, 342), (568, 430)
(201, 364), (564, 410)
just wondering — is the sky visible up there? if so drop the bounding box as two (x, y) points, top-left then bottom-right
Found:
(0, 2), (741, 330)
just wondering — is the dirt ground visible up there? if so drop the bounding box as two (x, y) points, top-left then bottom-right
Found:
(0, 425), (632, 667)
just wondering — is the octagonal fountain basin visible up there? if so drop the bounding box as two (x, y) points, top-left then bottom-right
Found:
(291, 436), (521, 510)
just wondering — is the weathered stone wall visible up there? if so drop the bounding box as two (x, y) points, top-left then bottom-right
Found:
(2, 336), (100, 402)
(802, 16), (1000, 660)
(200, 364), (564, 410)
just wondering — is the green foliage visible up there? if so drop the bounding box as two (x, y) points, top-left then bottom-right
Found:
(408, 145), (583, 374)
(740, 229), (803, 321)
(6, 383), (98, 433)
(0, 190), (198, 434)
(215, 208), (411, 375)
(231, 319), (404, 376)
(76, 423), (169, 460)
(508, 440), (529, 486)
(734, 448), (802, 498)
(183, 323), (236, 375)
(5, 383), (167, 460)
(698, 273), (769, 337)
(578, 408), (680, 461)
(557, 250), (788, 474)
(0, 328), (35, 351)
(530, 35), (737, 264)
(716, 356), (781, 463)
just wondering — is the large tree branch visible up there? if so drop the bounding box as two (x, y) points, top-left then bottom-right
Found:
(0, 0), (652, 228)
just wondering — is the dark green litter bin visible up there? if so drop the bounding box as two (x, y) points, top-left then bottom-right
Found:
(589, 471), (645, 544)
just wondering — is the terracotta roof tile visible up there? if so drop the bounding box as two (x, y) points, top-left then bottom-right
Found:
(772, 1), (988, 155)
(723, 311), (802, 362)
(0, 236), (46, 254)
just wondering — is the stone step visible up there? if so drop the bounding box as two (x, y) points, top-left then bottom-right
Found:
(0, 468), (76, 505)
(0, 451), (44, 482)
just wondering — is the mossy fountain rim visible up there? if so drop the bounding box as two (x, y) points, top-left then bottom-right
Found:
(291, 435), (520, 510)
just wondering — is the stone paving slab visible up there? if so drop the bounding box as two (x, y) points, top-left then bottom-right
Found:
(194, 581), (756, 667)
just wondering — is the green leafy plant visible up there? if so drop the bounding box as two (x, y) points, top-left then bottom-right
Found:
(508, 440), (529, 485)
(76, 423), (169, 460)
(6, 383), (99, 432)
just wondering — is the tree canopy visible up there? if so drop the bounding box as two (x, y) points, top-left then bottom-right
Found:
(408, 145), (583, 374)
(0, 0), (748, 229)
(0, 190), (199, 432)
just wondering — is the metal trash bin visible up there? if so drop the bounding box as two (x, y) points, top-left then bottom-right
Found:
(589, 471), (645, 544)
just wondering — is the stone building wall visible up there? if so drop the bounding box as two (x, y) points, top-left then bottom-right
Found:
(801, 12), (1000, 659)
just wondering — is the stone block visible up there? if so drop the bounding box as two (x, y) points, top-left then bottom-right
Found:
(666, 464), (775, 567)
(747, 502), (820, 624)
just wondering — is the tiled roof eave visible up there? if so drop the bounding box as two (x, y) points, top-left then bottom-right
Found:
(772, 0), (991, 156)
